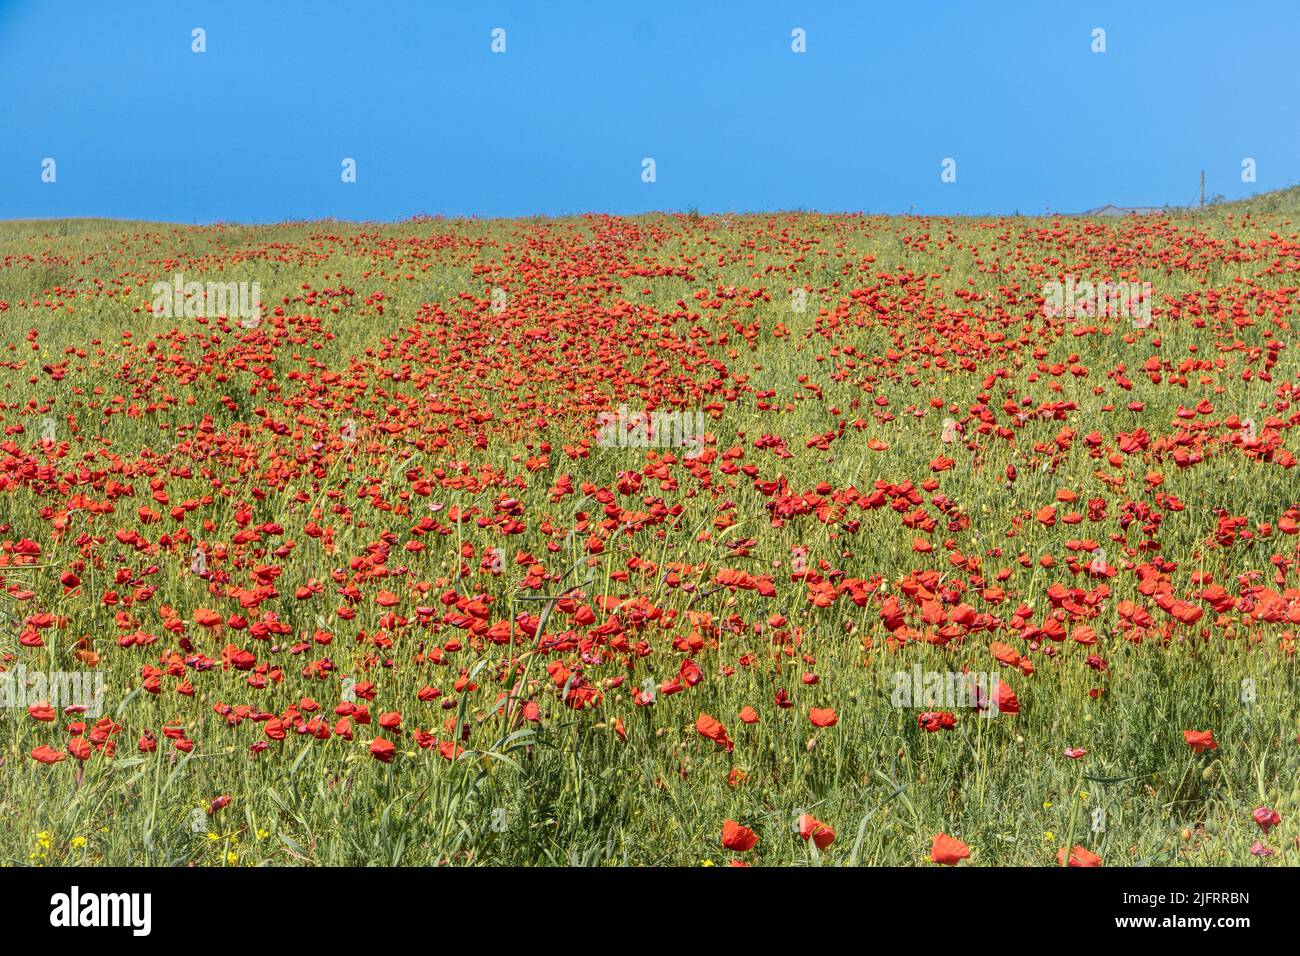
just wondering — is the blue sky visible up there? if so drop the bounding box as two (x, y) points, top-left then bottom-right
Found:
(0, 0), (1296, 222)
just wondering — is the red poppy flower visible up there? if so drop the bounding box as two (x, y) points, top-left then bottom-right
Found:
(31, 745), (67, 764)
(797, 814), (835, 850)
(696, 712), (733, 753)
(1253, 806), (1281, 834)
(808, 707), (838, 727)
(1057, 844), (1103, 867)
(193, 607), (223, 628)
(369, 737), (397, 763)
(721, 819), (758, 852)
(930, 832), (970, 865)
(919, 711), (957, 732)
(27, 702), (56, 722)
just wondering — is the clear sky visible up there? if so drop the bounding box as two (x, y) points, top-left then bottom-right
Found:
(1, 0), (1296, 222)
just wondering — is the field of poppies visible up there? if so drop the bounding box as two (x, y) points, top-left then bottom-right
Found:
(1, 194), (1298, 867)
